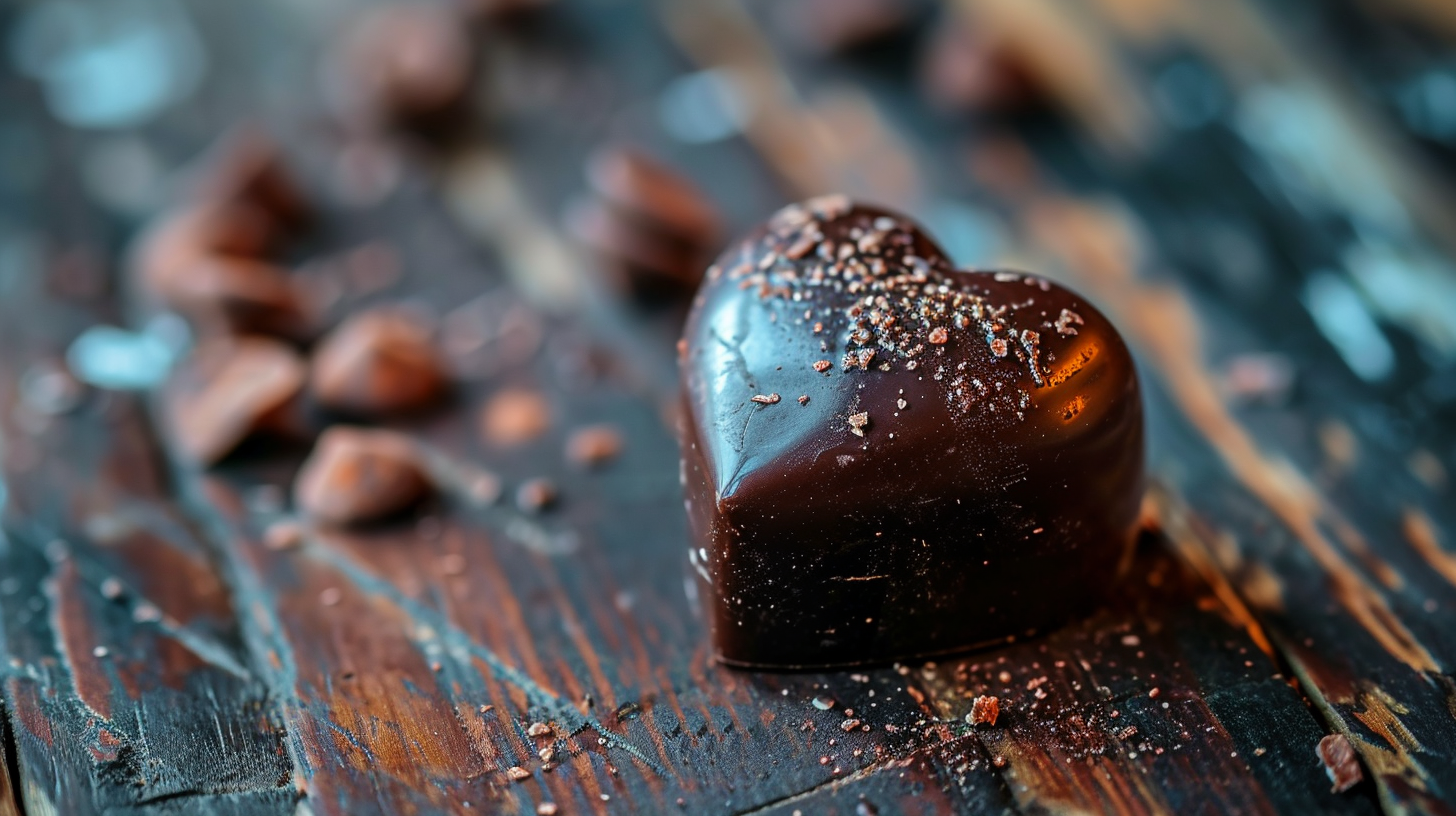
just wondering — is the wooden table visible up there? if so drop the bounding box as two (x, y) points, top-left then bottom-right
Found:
(2, 0), (1454, 813)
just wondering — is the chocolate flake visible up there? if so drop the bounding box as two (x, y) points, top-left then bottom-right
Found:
(751, 393), (781, 405)
(566, 425), (623, 467)
(1055, 308), (1084, 336)
(968, 695), (1000, 726)
(1317, 734), (1363, 793)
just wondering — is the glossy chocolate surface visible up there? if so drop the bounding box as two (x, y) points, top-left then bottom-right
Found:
(678, 198), (1144, 668)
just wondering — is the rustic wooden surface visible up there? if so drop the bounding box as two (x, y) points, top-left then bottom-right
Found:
(2, 0), (1455, 814)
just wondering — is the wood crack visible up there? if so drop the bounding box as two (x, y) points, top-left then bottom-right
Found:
(304, 543), (668, 778)
(0, 695), (24, 816)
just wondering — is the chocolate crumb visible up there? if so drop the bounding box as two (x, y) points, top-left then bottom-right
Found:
(100, 577), (125, 600)
(526, 722), (553, 738)
(1055, 308), (1084, 337)
(482, 388), (552, 446)
(264, 520), (304, 551)
(798, 395), (810, 405)
(751, 393), (781, 405)
(506, 766), (531, 782)
(928, 326), (949, 345)
(516, 478), (558, 513)
(566, 425), (623, 468)
(848, 412), (870, 437)
(537, 804), (559, 816)
(840, 718), (862, 732)
(968, 695), (1000, 726)
(813, 360), (833, 373)
(1318, 734), (1363, 793)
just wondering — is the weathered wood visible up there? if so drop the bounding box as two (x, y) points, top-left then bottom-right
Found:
(0, 700), (18, 816)
(701, 0), (1456, 811)
(2, 0), (1456, 813)
(0, 78), (295, 813)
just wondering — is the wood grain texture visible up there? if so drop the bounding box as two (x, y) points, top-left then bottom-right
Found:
(0, 700), (18, 816)
(1, 0), (1455, 813)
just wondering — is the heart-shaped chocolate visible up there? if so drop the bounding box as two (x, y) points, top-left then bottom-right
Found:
(678, 197), (1144, 668)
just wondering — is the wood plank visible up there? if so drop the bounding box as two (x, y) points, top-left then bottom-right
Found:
(159, 128), (1363, 816)
(1, 0), (1454, 813)
(0, 699), (18, 816)
(697, 0), (1456, 810)
(0, 103), (295, 815)
(141, 171), (1013, 814)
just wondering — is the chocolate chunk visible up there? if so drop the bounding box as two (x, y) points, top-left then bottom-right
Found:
(481, 387), (551, 446)
(585, 148), (722, 250)
(166, 337), (307, 465)
(134, 203), (280, 278)
(152, 254), (314, 339)
(187, 126), (311, 227)
(678, 199), (1144, 668)
(310, 309), (449, 416)
(328, 4), (474, 132)
(1317, 734), (1363, 793)
(778, 0), (914, 55)
(294, 427), (433, 525)
(567, 148), (721, 300)
(919, 21), (1041, 113)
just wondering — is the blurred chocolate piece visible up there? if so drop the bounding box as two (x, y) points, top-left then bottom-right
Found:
(311, 309), (449, 416)
(188, 126), (312, 227)
(135, 203), (280, 279)
(329, 4), (474, 132)
(778, 0), (914, 55)
(264, 520), (305, 551)
(515, 477), (557, 513)
(481, 387), (551, 446)
(678, 198), (1144, 668)
(152, 255), (314, 339)
(565, 424), (621, 468)
(167, 337), (307, 465)
(294, 427), (433, 525)
(586, 149), (721, 248)
(567, 148), (721, 300)
(458, 0), (551, 22)
(920, 21), (1040, 112)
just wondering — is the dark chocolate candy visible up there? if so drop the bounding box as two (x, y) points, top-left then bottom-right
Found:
(678, 197), (1144, 668)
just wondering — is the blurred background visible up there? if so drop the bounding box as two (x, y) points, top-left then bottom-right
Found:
(1, 0), (1455, 477)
